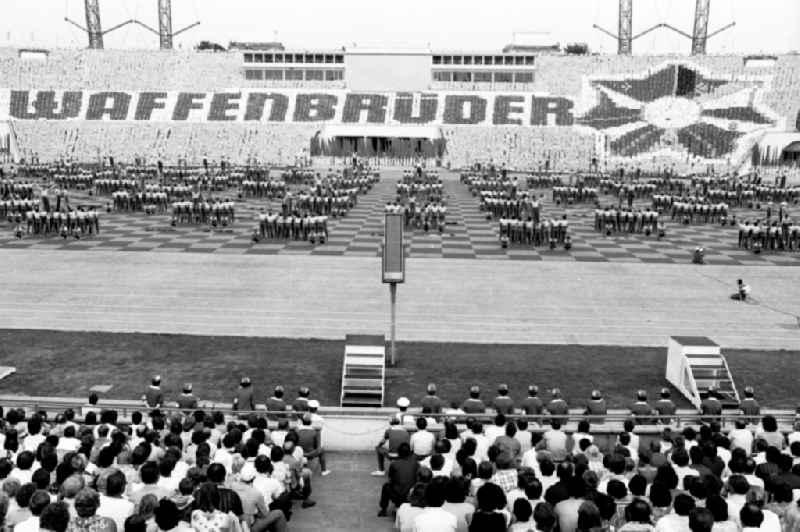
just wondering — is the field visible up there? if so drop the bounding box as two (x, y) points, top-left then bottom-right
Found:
(1, 329), (797, 409)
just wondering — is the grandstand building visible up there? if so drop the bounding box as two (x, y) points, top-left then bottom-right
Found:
(0, 46), (799, 170)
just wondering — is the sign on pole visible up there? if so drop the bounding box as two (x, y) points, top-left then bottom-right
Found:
(382, 213), (405, 283)
(383, 213), (404, 366)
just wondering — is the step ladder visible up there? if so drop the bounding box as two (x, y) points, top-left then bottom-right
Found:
(340, 334), (385, 407)
(666, 336), (740, 409)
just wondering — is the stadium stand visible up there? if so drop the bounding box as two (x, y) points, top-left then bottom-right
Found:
(2, 49), (799, 172)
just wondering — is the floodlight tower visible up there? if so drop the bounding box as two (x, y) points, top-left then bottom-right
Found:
(691, 0), (711, 55)
(157, 0), (173, 49)
(618, 0), (633, 55)
(84, 0), (104, 49)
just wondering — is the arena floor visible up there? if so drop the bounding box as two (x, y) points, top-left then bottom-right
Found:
(3, 169), (800, 265)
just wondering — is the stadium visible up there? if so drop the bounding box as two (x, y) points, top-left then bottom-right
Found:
(0, 0), (799, 530)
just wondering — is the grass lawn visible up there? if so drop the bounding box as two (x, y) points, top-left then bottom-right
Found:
(0, 329), (796, 409)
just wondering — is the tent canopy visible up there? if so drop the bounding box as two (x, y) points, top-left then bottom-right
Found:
(319, 124), (441, 142)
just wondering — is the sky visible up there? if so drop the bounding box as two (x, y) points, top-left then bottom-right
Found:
(0, 0), (798, 55)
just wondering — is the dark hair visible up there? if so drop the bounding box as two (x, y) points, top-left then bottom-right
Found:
(195, 482), (220, 512)
(689, 508), (715, 532)
(29, 490), (51, 516)
(606, 479), (627, 500)
(444, 477), (468, 503)
(649, 482), (672, 508)
(540, 459), (555, 477)
(761, 416), (778, 433)
(154, 499), (180, 531)
(674, 494), (696, 516)
(625, 498), (652, 523)
(740, 503), (764, 528)
(577, 501), (603, 532)
(206, 463), (226, 484)
(106, 471), (126, 497)
(653, 464), (679, 490)
(124, 514), (148, 532)
(15, 483), (36, 508)
(138, 461), (159, 484)
(534, 502), (557, 531)
(40, 502), (71, 532)
(476, 483), (507, 512)
(514, 498), (533, 522)
(628, 474), (647, 497)
(397, 442), (412, 459)
(424, 478), (447, 507)
(706, 494), (729, 522)
(728, 475), (750, 495)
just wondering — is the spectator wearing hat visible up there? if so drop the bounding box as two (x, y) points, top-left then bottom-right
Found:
(492, 384), (515, 416)
(739, 387), (760, 426)
(67, 488), (116, 532)
(395, 397), (415, 425)
(297, 414), (330, 476)
(546, 389), (568, 425)
(265, 386), (287, 421)
(521, 386), (544, 422)
(143, 376), (163, 409)
(585, 390), (607, 425)
(373, 417), (411, 476)
(176, 384), (197, 414)
(700, 389), (722, 424)
(233, 377), (255, 414)
(378, 443), (420, 517)
(655, 389), (677, 425)
(421, 384), (444, 415)
(306, 400), (324, 429)
(292, 387), (311, 417)
(231, 463), (288, 532)
(631, 390), (654, 424)
(462, 386), (486, 414)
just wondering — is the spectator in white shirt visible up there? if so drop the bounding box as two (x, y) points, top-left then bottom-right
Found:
(252, 455), (284, 506)
(22, 417), (46, 453)
(441, 477), (474, 532)
(655, 494), (696, 532)
(671, 449), (700, 491)
(537, 420), (568, 462)
(484, 415), (506, 444)
(729, 420), (755, 455)
(14, 489), (50, 532)
(413, 478), (457, 532)
(410, 418), (436, 460)
(9, 452), (36, 485)
(97, 471), (133, 532)
(726, 475), (751, 525)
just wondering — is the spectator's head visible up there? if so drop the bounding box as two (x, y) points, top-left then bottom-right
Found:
(444, 477), (468, 504)
(761, 416), (778, 432)
(533, 502), (557, 532)
(607, 479), (628, 501)
(105, 471), (126, 497)
(60, 474), (84, 499)
(740, 503), (764, 529)
(206, 463), (226, 484)
(407, 483), (427, 508)
(124, 515), (147, 532)
(513, 498), (533, 523)
(138, 461), (159, 485)
(728, 475), (750, 495)
(674, 494), (696, 516)
(625, 498), (652, 524)
(706, 495), (729, 522)
(477, 461), (494, 480)
(74, 488), (101, 518)
(397, 443), (412, 459)
(649, 482), (672, 509)
(628, 474), (647, 497)
(424, 478), (446, 507)
(154, 499), (180, 531)
(194, 483), (220, 512)
(416, 417), (427, 431)
(39, 502), (70, 532)
(577, 501), (603, 532)
(689, 508), (715, 532)
(476, 483), (506, 512)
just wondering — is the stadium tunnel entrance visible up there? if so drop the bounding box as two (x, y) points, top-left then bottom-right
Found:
(310, 124), (445, 160)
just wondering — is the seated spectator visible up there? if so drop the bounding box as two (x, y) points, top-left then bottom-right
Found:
(414, 478), (457, 532)
(67, 488), (116, 532)
(442, 477), (474, 532)
(510, 498), (536, 532)
(619, 498), (655, 532)
(378, 442), (419, 517)
(469, 483), (508, 532)
(14, 489), (50, 532)
(394, 483), (427, 532)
